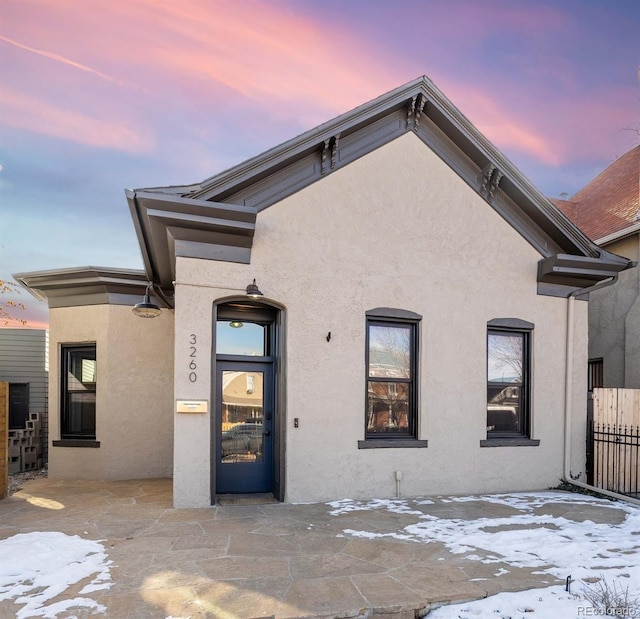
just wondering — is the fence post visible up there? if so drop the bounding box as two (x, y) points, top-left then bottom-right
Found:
(586, 393), (594, 485)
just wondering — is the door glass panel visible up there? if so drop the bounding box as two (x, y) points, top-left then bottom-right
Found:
(220, 371), (264, 463)
(216, 321), (267, 356)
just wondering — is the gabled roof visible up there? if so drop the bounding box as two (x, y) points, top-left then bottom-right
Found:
(126, 75), (631, 297)
(18, 76), (634, 308)
(555, 145), (640, 241)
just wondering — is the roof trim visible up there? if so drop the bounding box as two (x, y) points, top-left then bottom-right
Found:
(537, 253), (631, 291)
(127, 190), (257, 290)
(12, 267), (161, 309)
(595, 221), (640, 246)
(131, 75), (633, 294)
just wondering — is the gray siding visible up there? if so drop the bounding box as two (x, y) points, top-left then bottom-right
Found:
(0, 329), (48, 462)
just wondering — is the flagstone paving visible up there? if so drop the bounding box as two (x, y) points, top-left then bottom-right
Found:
(0, 478), (632, 618)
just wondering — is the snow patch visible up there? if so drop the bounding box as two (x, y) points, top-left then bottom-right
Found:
(0, 532), (113, 618)
(329, 492), (640, 619)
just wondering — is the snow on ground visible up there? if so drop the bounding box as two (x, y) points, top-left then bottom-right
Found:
(328, 492), (640, 619)
(0, 532), (113, 618)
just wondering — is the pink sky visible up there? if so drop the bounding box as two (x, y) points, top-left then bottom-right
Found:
(1, 0), (639, 327)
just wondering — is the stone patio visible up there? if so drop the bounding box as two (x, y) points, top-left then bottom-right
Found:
(0, 478), (630, 618)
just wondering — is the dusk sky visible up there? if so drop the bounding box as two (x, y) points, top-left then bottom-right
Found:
(1, 0), (639, 327)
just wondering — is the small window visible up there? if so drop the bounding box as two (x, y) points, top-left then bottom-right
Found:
(487, 325), (531, 439)
(366, 318), (418, 439)
(61, 345), (96, 440)
(216, 321), (268, 356)
(215, 303), (275, 357)
(588, 358), (603, 391)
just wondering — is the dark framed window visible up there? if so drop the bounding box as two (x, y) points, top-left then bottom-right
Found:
(486, 322), (531, 439)
(365, 316), (418, 439)
(61, 345), (97, 440)
(588, 358), (603, 391)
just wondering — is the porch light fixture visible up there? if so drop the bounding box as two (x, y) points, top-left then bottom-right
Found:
(229, 320), (244, 328)
(132, 283), (162, 318)
(246, 279), (263, 298)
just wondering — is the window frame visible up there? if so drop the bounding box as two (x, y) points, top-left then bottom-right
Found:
(60, 344), (97, 441)
(215, 304), (276, 361)
(588, 358), (603, 392)
(485, 320), (532, 442)
(364, 310), (420, 442)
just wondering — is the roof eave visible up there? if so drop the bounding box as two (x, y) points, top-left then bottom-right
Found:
(595, 221), (640, 246)
(13, 266), (156, 309)
(127, 189), (257, 290)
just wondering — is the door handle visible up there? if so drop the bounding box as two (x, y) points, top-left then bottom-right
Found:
(264, 430), (271, 437)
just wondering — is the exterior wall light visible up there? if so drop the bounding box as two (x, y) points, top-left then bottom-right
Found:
(246, 279), (263, 298)
(132, 283), (162, 318)
(229, 320), (244, 328)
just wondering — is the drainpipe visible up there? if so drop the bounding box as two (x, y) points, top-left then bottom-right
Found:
(563, 274), (640, 507)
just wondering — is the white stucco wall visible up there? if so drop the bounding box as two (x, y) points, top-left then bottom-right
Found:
(48, 304), (174, 480)
(173, 132), (589, 506)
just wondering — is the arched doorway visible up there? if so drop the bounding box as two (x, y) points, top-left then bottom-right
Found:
(212, 300), (284, 499)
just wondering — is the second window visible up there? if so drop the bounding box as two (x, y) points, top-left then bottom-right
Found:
(366, 319), (417, 439)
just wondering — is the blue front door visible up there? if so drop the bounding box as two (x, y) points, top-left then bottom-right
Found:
(216, 361), (274, 493)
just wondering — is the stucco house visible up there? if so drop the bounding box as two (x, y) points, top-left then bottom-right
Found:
(15, 77), (633, 508)
(554, 145), (640, 389)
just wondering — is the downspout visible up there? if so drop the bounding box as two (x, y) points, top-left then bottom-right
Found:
(563, 273), (640, 506)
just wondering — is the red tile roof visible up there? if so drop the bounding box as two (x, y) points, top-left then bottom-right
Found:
(557, 146), (640, 241)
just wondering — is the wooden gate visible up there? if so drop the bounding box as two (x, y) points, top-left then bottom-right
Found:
(0, 382), (7, 500)
(590, 388), (640, 497)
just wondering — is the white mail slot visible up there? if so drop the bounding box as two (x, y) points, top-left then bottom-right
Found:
(176, 400), (208, 414)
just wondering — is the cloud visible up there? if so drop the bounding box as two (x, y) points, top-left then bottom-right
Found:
(438, 81), (561, 165)
(104, 0), (400, 115)
(0, 0), (400, 151)
(0, 33), (123, 85)
(2, 0), (635, 176)
(0, 87), (153, 152)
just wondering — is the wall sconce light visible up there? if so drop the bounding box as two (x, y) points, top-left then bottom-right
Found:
(132, 283), (162, 318)
(246, 279), (263, 298)
(229, 320), (244, 328)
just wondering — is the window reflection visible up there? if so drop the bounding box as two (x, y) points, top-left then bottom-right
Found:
(62, 346), (96, 439)
(220, 371), (264, 463)
(216, 321), (267, 356)
(487, 331), (525, 434)
(366, 381), (410, 434)
(487, 333), (523, 383)
(368, 325), (411, 378)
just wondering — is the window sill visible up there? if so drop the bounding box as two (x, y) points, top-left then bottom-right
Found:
(358, 439), (428, 449)
(480, 438), (540, 447)
(52, 439), (100, 448)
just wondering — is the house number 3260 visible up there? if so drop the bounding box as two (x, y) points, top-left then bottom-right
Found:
(188, 334), (197, 382)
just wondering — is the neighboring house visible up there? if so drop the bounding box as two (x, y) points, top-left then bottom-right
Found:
(554, 146), (640, 389)
(15, 77), (633, 508)
(0, 328), (48, 466)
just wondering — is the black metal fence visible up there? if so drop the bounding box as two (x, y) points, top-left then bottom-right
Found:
(588, 421), (640, 498)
